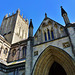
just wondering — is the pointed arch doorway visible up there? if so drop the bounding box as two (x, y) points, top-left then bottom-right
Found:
(32, 46), (75, 75)
(49, 62), (67, 75)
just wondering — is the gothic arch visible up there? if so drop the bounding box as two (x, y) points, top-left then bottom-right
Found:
(32, 45), (75, 75)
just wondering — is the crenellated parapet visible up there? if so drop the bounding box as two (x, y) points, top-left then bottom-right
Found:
(3, 9), (29, 25)
(0, 9), (29, 44)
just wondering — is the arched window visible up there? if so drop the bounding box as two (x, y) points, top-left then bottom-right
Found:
(47, 29), (51, 40)
(22, 46), (26, 58)
(51, 30), (54, 40)
(12, 49), (16, 57)
(48, 21), (52, 25)
(44, 32), (47, 41)
(60, 27), (63, 31)
(4, 48), (8, 54)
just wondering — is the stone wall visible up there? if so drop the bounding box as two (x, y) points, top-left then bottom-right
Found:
(12, 14), (28, 44)
(8, 40), (27, 62)
(68, 27), (75, 56)
(0, 35), (10, 62)
(33, 36), (74, 67)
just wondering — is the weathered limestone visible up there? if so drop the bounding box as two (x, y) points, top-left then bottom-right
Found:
(0, 9), (28, 44)
(0, 7), (75, 75)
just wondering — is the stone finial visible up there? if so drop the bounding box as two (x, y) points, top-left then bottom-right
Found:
(45, 13), (47, 18)
(16, 8), (20, 14)
(26, 19), (29, 25)
(30, 19), (32, 25)
(60, 6), (62, 8)
(22, 14), (23, 17)
(26, 19), (29, 22)
(4, 14), (8, 18)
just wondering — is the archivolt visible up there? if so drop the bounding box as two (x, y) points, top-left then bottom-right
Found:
(32, 45), (75, 75)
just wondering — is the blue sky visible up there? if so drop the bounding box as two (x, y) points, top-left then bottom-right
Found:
(0, 0), (75, 35)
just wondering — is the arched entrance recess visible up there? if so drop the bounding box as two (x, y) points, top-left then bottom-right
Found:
(49, 62), (67, 75)
(33, 46), (75, 75)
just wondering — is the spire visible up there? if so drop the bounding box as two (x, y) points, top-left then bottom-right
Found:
(29, 19), (33, 28)
(60, 6), (70, 25)
(45, 13), (47, 18)
(29, 19), (33, 37)
(61, 6), (67, 16)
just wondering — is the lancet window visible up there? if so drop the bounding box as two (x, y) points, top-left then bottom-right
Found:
(44, 32), (47, 41)
(47, 29), (51, 40)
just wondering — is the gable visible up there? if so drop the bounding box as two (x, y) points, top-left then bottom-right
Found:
(34, 17), (67, 45)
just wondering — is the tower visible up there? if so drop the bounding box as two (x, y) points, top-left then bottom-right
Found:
(61, 6), (70, 25)
(61, 6), (75, 57)
(25, 19), (33, 75)
(0, 9), (28, 44)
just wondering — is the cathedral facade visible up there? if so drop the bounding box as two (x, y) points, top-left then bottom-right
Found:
(0, 7), (75, 75)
